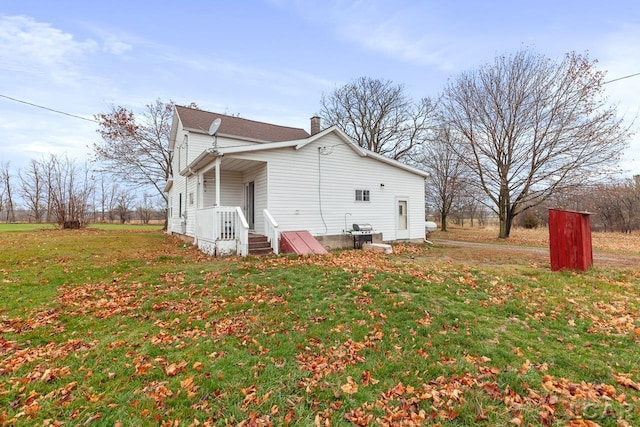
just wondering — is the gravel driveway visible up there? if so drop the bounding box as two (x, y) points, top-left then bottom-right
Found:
(432, 238), (640, 268)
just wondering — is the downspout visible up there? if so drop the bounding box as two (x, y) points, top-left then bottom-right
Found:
(186, 138), (191, 241)
(317, 147), (328, 234)
(194, 172), (200, 246)
(182, 174), (188, 235)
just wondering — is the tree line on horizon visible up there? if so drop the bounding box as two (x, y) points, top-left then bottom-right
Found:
(1, 48), (636, 235)
(0, 155), (164, 227)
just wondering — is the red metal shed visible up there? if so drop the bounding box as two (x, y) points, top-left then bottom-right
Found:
(548, 209), (593, 271)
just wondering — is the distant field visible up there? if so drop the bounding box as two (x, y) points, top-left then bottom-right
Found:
(88, 223), (164, 231)
(433, 226), (640, 254)
(0, 223), (56, 232)
(1, 227), (639, 425)
(0, 223), (163, 233)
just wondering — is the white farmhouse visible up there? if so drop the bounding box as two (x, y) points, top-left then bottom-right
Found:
(165, 105), (427, 256)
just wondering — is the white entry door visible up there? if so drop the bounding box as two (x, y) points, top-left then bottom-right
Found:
(396, 198), (409, 239)
(245, 181), (255, 230)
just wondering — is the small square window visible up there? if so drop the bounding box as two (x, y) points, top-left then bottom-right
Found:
(355, 189), (370, 202)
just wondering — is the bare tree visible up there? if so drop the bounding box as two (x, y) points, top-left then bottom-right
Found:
(41, 160), (54, 223)
(114, 188), (136, 224)
(613, 177), (640, 233)
(320, 77), (437, 161)
(588, 177), (640, 233)
(19, 159), (47, 223)
(94, 174), (120, 223)
(106, 183), (122, 222)
(441, 49), (632, 238)
(136, 192), (157, 224)
(47, 154), (94, 228)
(420, 125), (470, 231)
(0, 166), (5, 221)
(94, 99), (175, 204)
(455, 188), (486, 228)
(0, 163), (16, 223)
(97, 175), (109, 222)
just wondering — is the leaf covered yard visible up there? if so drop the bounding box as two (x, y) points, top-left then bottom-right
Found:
(1, 228), (640, 426)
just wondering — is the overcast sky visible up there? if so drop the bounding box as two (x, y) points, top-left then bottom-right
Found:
(1, 0), (639, 173)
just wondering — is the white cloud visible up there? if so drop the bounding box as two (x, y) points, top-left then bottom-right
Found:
(0, 109), (96, 167)
(74, 21), (137, 56)
(595, 23), (640, 174)
(103, 37), (133, 55)
(596, 24), (640, 111)
(272, 1), (471, 72)
(335, 15), (446, 66)
(158, 48), (335, 98)
(0, 15), (98, 84)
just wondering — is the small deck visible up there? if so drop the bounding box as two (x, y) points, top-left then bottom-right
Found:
(195, 206), (279, 257)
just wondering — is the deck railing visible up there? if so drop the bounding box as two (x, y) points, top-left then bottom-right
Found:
(233, 207), (249, 256)
(263, 209), (279, 255)
(196, 206), (249, 256)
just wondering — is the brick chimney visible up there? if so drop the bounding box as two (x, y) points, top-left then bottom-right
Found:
(310, 116), (321, 135)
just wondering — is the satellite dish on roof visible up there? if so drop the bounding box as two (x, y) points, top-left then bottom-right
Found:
(208, 118), (221, 136)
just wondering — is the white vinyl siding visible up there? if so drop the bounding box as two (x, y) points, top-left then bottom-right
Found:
(166, 121), (425, 242)
(184, 176), (198, 236)
(229, 134), (425, 241)
(201, 171), (243, 207)
(188, 133), (259, 157)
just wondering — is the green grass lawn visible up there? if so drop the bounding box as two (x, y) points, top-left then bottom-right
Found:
(1, 229), (639, 425)
(0, 223), (163, 233)
(0, 223), (56, 233)
(88, 223), (164, 231)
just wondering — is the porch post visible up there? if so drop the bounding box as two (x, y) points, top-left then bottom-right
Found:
(215, 157), (221, 206)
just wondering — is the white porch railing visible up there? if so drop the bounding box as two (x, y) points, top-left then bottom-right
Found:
(263, 209), (279, 255)
(196, 206), (249, 256)
(233, 207), (250, 256)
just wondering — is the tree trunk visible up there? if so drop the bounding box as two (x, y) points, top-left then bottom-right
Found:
(498, 184), (511, 238)
(499, 218), (508, 238)
(502, 213), (513, 238)
(440, 212), (448, 232)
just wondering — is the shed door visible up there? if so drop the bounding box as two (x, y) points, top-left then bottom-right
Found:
(396, 199), (409, 239)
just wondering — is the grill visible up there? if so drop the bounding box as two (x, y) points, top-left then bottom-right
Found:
(349, 223), (374, 248)
(352, 223), (373, 232)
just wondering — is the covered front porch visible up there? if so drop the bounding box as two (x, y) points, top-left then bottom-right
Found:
(194, 206), (279, 256)
(186, 153), (279, 256)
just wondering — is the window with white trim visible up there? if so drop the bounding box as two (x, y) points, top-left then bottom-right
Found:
(355, 189), (370, 202)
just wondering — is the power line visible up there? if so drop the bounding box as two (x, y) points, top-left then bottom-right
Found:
(603, 72), (640, 85)
(0, 93), (99, 123)
(2, 71), (637, 123)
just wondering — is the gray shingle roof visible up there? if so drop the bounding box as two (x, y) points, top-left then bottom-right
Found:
(176, 105), (309, 142)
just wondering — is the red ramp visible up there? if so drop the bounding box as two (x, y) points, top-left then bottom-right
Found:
(280, 231), (328, 255)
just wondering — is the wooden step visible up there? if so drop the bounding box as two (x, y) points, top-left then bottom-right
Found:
(249, 246), (273, 255)
(248, 234), (273, 256)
